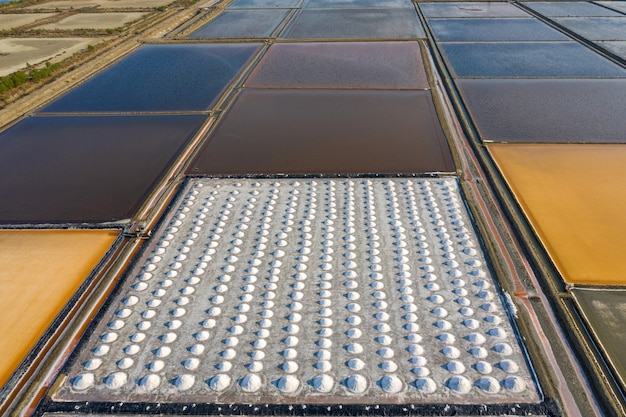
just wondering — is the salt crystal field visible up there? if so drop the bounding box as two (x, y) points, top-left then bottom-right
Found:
(1, 1), (626, 416)
(57, 178), (537, 403)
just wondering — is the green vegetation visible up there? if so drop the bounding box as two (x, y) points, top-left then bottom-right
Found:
(0, 71), (25, 92)
(29, 61), (63, 82)
(0, 0), (42, 9)
(173, 0), (199, 7)
(0, 0), (20, 9)
(0, 61), (63, 95)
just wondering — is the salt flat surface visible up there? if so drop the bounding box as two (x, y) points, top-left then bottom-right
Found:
(0, 38), (97, 77)
(35, 12), (145, 30)
(57, 178), (538, 404)
(0, 13), (56, 30)
(27, 0), (172, 9)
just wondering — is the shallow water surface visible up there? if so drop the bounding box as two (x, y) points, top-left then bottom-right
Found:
(489, 143), (626, 284)
(303, 0), (413, 8)
(188, 9), (289, 39)
(524, 1), (622, 17)
(245, 41), (428, 89)
(0, 114), (207, 223)
(0, 229), (118, 388)
(573, 289), (626, 386)
(420, 2), (530, 18)
(458, 79), (626, 143)
(190, 89), (454, 175)
(441, 41), (626, 77)
(554, 17), (626, 41)
(429, 18), (569, 41)
(281, 8), (425, 39)
(40, 44), (262, 113)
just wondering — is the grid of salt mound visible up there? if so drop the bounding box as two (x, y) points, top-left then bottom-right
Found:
(59, 178), (538, 404)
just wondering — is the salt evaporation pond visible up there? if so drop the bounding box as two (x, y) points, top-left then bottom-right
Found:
(0, 114), (206, 223)
(189, 90), (454, 175)
(39, 44), (261, 113)
(56, 178), (539, 404)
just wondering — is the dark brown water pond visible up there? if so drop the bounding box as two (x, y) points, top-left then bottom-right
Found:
(0, 114), (207, 224)
(245, 41), (428, 89)
(189, 89), (454, 175)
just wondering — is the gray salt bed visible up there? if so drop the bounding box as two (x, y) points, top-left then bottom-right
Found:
(554, 17), (626, 41)
(572, 289), (626, 387)
(188, 89), (454, 175)
(245, 41), (429, 89)
(428, 18), (570, 42)
(228, 0), (302, 8)
(456, 78), (626, 143)
(440, 41), (626, 78)
(597, 1), (626, 15)
(39, 44), (261, 113)
(188, 10), (289, 39)
(303, 0), (413, 8)
(0, 114), (207, 224)
(280, 8), (425, 40)
(56, 177), (539, 404)
(419, 2), (530, 18)
(598, 41), (626, 59)
(523, 1), (623, 17)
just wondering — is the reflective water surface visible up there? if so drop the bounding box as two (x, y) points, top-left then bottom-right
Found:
(429, 18), (569, 41)
(524, 1), (622, 17)
(190, 90), (454, 175)
(0, 229), (118, 388)
(188, 10), (289, 39)
(573, 289), (626, 387)
(458, 79), (626, 143)
(554, 17), (626, 41)
(489, 143), (626, 284)
(281, 8), (425, 39)
(0, 115), (207, 223)
(441, 41), (626, 77)
(420, 2), (529, 18)
(40, 44), (262, 113)
(245, 41), (428, 89)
